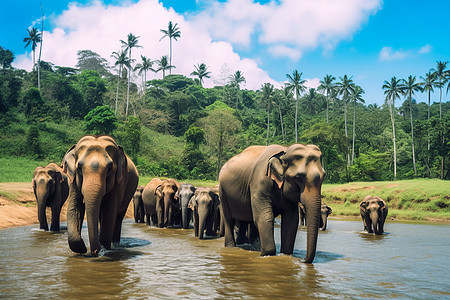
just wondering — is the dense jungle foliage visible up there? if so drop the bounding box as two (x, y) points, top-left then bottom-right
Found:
(1, 46), (449, 182)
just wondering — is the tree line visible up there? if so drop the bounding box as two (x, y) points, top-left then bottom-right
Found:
(0, 23), (449, 182)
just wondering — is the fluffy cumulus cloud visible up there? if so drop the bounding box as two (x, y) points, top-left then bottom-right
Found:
(14, 0), (381, 90)
(378, 44), (432, 61)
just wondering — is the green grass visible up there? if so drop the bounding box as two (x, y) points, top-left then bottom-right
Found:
(0, 157), (51, 182)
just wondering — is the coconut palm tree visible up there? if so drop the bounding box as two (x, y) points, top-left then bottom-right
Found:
(302, 88), (319, 115)
(111, 49), (130, 114)
(154, 55), (174, 78)
(285, 70), (307, 143)
(318, 74), (336, 123)
(228, 70), (246, 110)
(382, 76), (403, 180)
(420, 71), (437, 151)
(191, 63), (211, 86)
(134, 55), (153, 93)
(261, 83), (275, 145)
(23, 27), (42, 88)
(336, 75), (355, 166)
(120, 33), (142, 116)
(431, 61), (448, 119)
(349, 85), (365, 165)
(402, 75), (422, 175)
(160, 21), (181, 76)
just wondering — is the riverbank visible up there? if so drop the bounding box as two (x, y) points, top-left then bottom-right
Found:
(0, 179), (449, 230)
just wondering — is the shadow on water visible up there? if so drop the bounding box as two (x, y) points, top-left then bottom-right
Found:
(292, 250), (345, 264)
(358, 231), (389, 243)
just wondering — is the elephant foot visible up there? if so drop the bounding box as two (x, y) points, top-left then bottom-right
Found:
(236, 236), (249, 245)
(91, 248), (100, 257)
(69, 238), (87, 254)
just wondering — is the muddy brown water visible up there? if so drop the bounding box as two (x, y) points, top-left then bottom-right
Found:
(0, 219), (449, 299)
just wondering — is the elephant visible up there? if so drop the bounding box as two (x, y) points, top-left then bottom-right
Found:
(360, 195), (388, 235)
(212, 184), (225, 237)
(32, 163), (69, 232)
(142, 178), (180, 227)
(299, 203), (332, 231)
(219, 144), (325, 263)
(175, 183), (196, 229)
(189, 187), (220, 239)
(133, 185), (145, 223)
(62, 135), (139, 256)
(142, 178), (163, 226)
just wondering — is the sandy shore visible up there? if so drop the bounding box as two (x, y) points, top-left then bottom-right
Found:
(0, 182), (134, 230)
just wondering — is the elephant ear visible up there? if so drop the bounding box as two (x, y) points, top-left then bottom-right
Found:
(327, 206), (332, 215)
(359, 200), (368, 213)
(115, 146), (127, 184)
(154, 185), (163, 197)
(62, 145), (76, 183)
(266, 151), (286, 189)
(188, 196), (196, 210)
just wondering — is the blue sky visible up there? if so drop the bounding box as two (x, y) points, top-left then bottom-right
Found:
(1, 0), (449, 106)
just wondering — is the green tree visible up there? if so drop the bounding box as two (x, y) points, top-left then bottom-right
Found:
(160, 21), (181, 76)
(350, 85), (365, 165)
(318, 74), (335, 123)
(382, 76), (403, 180)
(402, 75), (421, 175)
(134, 55), (153, 92)
(120, 33), (141, 116)
(111, 49), (130, 114)
(21, 87), (44, 120)
(336, 75), (355, 166)
(182, 125), (208, 177)
(77, 70), (106, 111)
(154, 55), (174, 78)
(431, 61), (448, 119)
(285, 70), (306, 143)
(23, 27), (41, 88)
(118, 116), (141, 163)
(84, 105), (118, 135)
(261, 83), (274, 145)
(75, 50), (110, 76)
(26, 123), (42, 158)
(420, 71), (437, 151)
(228, 70), (246, 110)
(191, 63), (211, 86)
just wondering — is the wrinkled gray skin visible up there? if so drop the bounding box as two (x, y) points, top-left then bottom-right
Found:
(63, 135), (139, 256)
(142, 178), (180, 227)
(176, 184), (196, 229)
(360, 195), (388, 235)
(189, 187), (219, 239)
(219, 144), (325, 263)
(133, 185), (145, 223)
(299, 203), (332, 231)
(142, 178), (163, 226)
(32, 163), (69, 232)
(212, 184), (224, 237)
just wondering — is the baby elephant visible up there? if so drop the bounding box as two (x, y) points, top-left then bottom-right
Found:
(360, 195), (388, 235)
(32, 163), (69, 232)
(133, 185), (145, 223)
(189, 187), (220, 239)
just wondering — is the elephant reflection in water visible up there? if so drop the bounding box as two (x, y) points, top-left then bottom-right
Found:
(360, 195), (388, 235)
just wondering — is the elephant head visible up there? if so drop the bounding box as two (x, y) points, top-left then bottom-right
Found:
(189, 187), (219, 239)
(63, 135), (133, 255)
(320, 203), (332, 231)
(267, 144), (325, 263)
(360, 195), (387, 235)
(156, 179), (180, 227)
(32, 163), (68, 231)
(176, 184), (196, 229)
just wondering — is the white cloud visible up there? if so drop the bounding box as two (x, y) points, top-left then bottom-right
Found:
(379, 47), (409, 61)
(191, 0), (381, 60)
(419, 44), (432, 54)
(268, 45), (301, 61)
(305, 78), (320, 90)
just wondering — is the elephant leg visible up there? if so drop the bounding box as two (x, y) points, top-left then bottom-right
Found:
(253, 206), (275, 256)
(67, 185), (87, 254)
(280, 204), (299, 255)
(193, 212), (199, 237)
(99, 204), (117, 250)
(50, 203), (61, 232)
(220, 194), (236, 247)
(112, 210), (127, 244)
(236, 221), (250, 245)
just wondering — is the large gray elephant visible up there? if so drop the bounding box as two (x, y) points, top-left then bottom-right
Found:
(212, 184), (224, 237)
(299, 203), (332, 231)
(142, 178), (163, 226)
(176, 183), (196, 229)
(133, 185), (145, 223)
(142, 178), (180, 227)
(360, 195), (388, 235)
(32, 163), (69, 232)
(63, 135), (139, 256)
(219, 144), (325, 263)
(189, 187), (219, 239)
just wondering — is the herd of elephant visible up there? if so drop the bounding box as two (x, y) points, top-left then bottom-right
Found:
(32, 135), (388, 263)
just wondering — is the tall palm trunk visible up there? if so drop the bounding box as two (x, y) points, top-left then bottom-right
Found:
(266, 103), (270, 145)
(326, 91), (329, 123)
(169, 38), (173, 75)
(352, 102), (356, 165)
(388, 100), (397, 180)
(278, 104), (285, 141)
(115, 65), (122, 114)
(344, 95), (350, 166)
(126, 49), (132, 117)
(409, 93), (416, 174)
(295, 90), (298, 143)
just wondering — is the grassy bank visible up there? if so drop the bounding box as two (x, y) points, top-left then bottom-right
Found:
(0, 156), (448, 222)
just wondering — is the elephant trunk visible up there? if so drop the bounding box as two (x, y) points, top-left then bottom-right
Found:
(83, 182), (105, 256)
(370, 211), (380, 234)
(67, 183), (87, 254)
(198, 209), (208, 239)
(35, 188), (49, 231)
(163, 195), (172, 227)
(303, 190), (322, 263)
(320, 212), (327, 231)
(182, 202), (190, 229)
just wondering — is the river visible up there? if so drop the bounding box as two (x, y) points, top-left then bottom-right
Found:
(0, 219), (449, 299)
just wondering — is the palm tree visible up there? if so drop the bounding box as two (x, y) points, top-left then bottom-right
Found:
(191, 63), (211, 86)
(111, 50), (130, 114)
(431, 61), (448, 119)
(274, 89), (290, 141)
(420, 71), (437, 151)
(318, 74), (336, 123)
(228, 70), (246, 109)
(350, 85), (365, 165)
(382, 76), (403, 180)
(261, 83), (275, 145)
(160, 21), (181, 76)
(402, 75), (421, 175)
(336, 75), (355, 166)
(120, 33), (142, 116)
(285, 70), (307, 143)
(134, 55), (153, 93)
(154, 55), (174, 78)
(303, 88), (318, 115)
(23, 27), (42, 88)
